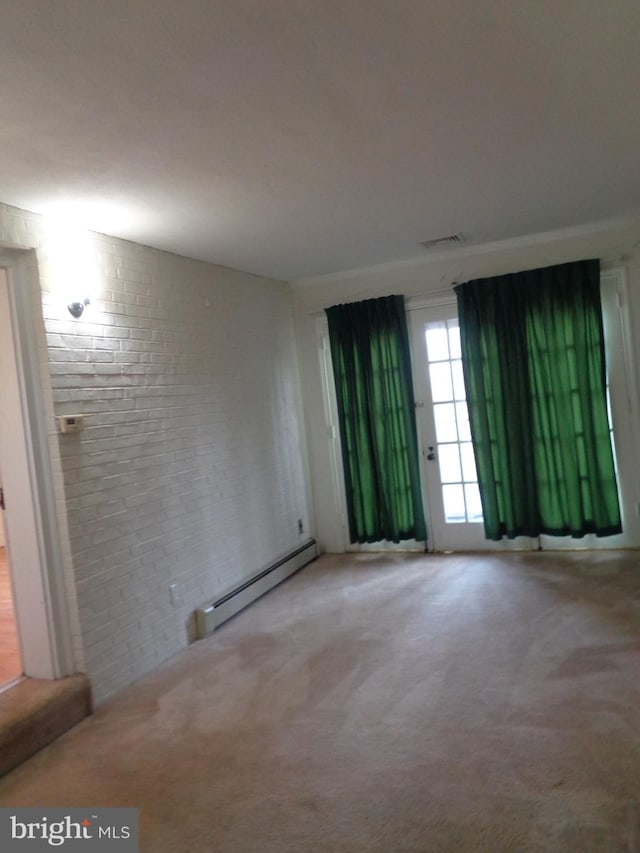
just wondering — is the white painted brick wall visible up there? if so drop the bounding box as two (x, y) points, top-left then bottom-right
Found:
(0, 203), (311, 704)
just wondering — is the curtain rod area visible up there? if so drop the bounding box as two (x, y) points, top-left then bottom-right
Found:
(308, 284), (459, 317)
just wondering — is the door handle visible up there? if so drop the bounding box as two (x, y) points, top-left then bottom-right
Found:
(426, 446), (436, 461)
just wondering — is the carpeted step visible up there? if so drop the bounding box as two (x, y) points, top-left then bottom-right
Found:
(0, 675), (92, 776)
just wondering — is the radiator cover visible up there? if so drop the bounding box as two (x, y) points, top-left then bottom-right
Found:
(195, 539), (318, 639)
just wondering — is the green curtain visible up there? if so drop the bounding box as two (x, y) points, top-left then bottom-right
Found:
(326, 295), (426, 544)
(455, 259), (621, 540)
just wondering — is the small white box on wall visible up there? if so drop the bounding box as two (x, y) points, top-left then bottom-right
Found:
(58, 415), (85, 434)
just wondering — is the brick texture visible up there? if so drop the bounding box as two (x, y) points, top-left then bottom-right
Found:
(0, 205), (311, 703)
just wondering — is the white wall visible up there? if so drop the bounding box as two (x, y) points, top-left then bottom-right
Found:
(292, 218), (640, 552)
(0, 202), (311, 704)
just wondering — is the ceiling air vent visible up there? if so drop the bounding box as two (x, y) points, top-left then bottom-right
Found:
(420, 233), (464, 249)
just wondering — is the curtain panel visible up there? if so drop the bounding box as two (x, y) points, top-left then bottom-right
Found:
(326, 295), (426, 544)
(455, 259), (621, 540)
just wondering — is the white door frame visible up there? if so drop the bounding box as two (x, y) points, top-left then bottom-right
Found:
(0, 252), (75, 679)
(316, 317), (350, 551)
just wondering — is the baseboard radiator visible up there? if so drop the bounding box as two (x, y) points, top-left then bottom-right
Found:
(195, 539), (319, 640)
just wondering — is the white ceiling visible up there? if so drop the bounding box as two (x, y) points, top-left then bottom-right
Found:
(1, 1), (639, 281)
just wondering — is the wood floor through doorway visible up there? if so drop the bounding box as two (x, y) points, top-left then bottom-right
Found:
(0, 547), (21, 685)
(0, 550), (639, 851)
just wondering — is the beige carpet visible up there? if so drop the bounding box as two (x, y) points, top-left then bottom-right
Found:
(0, 551), (639, 852)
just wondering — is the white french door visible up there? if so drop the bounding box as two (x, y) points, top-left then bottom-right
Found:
(409, 271), (640, 552)
(410, 303), (534, 551)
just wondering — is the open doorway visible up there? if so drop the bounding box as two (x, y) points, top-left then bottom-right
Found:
(0, 309), (23, 686)
(0, 255), (76, 683)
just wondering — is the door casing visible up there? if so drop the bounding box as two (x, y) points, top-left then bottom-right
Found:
(0, 253), (75, 679)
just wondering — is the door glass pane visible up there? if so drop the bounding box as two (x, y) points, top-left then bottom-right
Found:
(455, 402), (471, 442)
(442, 484), (465, 523)
(434, 403), (458, 442)
(451, 360), (465, 400)
(460, 442), (478, 481)
(465, 483), (483, 521)
(448, 324), (461, 359)
(426, 324), (449, 362)
(429, 362), (453, 402)
(438, 444), (462, 483)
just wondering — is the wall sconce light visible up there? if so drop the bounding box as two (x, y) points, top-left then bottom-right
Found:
(67, 297), (90, 318)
